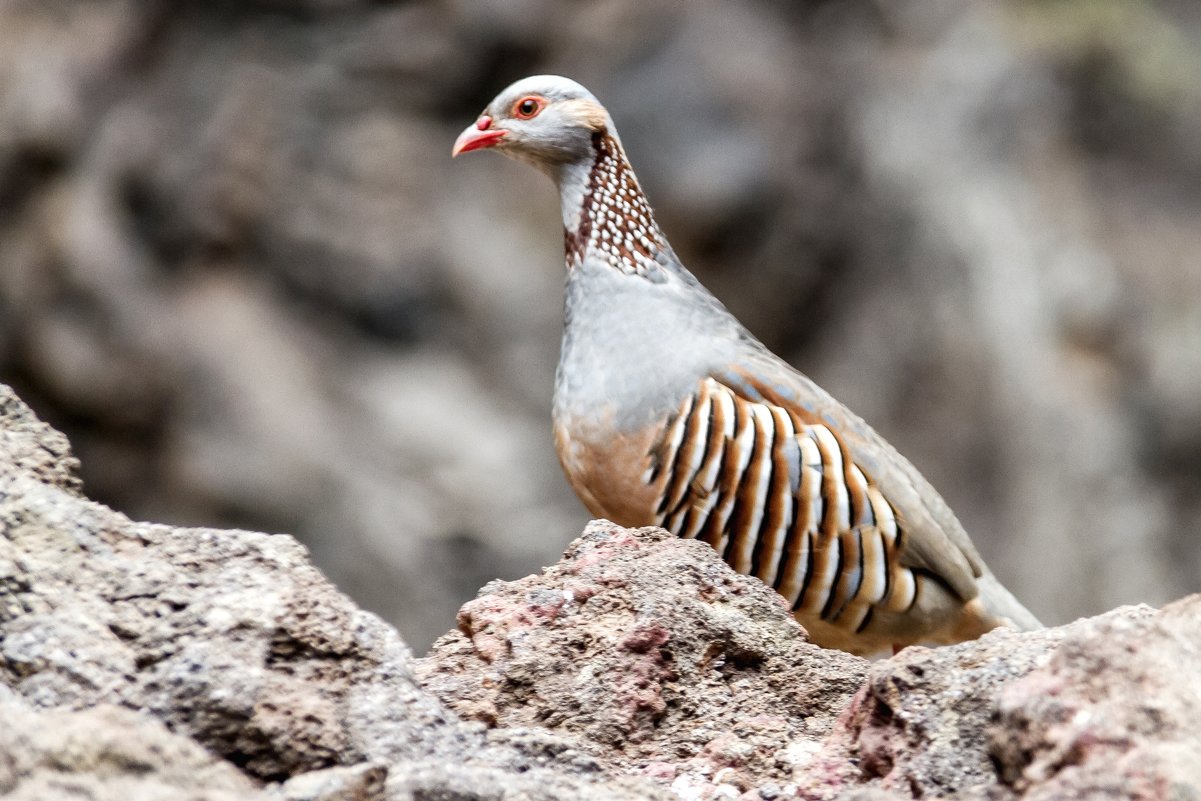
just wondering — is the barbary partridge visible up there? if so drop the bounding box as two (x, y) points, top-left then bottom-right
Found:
(452, 75), (1041, 655)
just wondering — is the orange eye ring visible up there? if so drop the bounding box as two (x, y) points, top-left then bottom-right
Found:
(512, 95), (546, 120)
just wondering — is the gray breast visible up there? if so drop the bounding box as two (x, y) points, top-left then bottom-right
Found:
(554, 256), (749, 434)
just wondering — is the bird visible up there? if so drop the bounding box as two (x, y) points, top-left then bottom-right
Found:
(451, 75), (1041, 655)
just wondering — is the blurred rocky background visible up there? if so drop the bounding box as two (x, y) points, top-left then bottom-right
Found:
(1, 0), (1198, 650)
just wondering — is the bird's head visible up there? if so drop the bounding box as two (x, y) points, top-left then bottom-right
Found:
(451, 75), (611, 169)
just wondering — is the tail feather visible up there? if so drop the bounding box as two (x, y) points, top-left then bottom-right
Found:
(977, 572), (1042, 631)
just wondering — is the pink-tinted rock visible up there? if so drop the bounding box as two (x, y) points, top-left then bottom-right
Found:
(6, 380), (1201, 801)
(799, 599), (1201, 801)
(992, 596), (1201, 801)
(417, 520), (869, 792)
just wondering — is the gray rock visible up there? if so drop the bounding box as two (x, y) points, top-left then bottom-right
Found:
(0, 694), (262, 801)
(5, 382), (1201, 801)
(0, 384), (666, 799)
(992, 596), (1201, 801)
(800, 600), (1201, 800)
(416, 520), (867, 792)
(0, 385), (82, 496)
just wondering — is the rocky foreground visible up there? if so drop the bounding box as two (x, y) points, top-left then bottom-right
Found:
(1, 381), (1198, 801)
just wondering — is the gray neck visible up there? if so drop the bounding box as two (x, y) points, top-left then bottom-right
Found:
(549, 134), (759, 433)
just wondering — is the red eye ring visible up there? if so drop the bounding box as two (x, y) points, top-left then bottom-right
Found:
(512, 95), (545, 120)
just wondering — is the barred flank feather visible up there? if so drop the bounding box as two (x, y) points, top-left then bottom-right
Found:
(650, 378), (921, 637)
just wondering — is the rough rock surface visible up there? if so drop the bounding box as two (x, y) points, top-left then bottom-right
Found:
(416, 516), (1201, 801)
(0, 383), (665, 800)
(416, 522), (867, 795)
(0, 385), (82, 496)
(4, 383), (1201, 801)
(993, 598), (1201, 801)
(799, 599), (1201, 801)
(0, 692), (263, 801)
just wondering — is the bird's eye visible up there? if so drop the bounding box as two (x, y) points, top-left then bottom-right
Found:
(513, 96), (545, 120)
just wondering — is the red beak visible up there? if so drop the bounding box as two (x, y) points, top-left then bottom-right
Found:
(452, 116), (507, 157)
